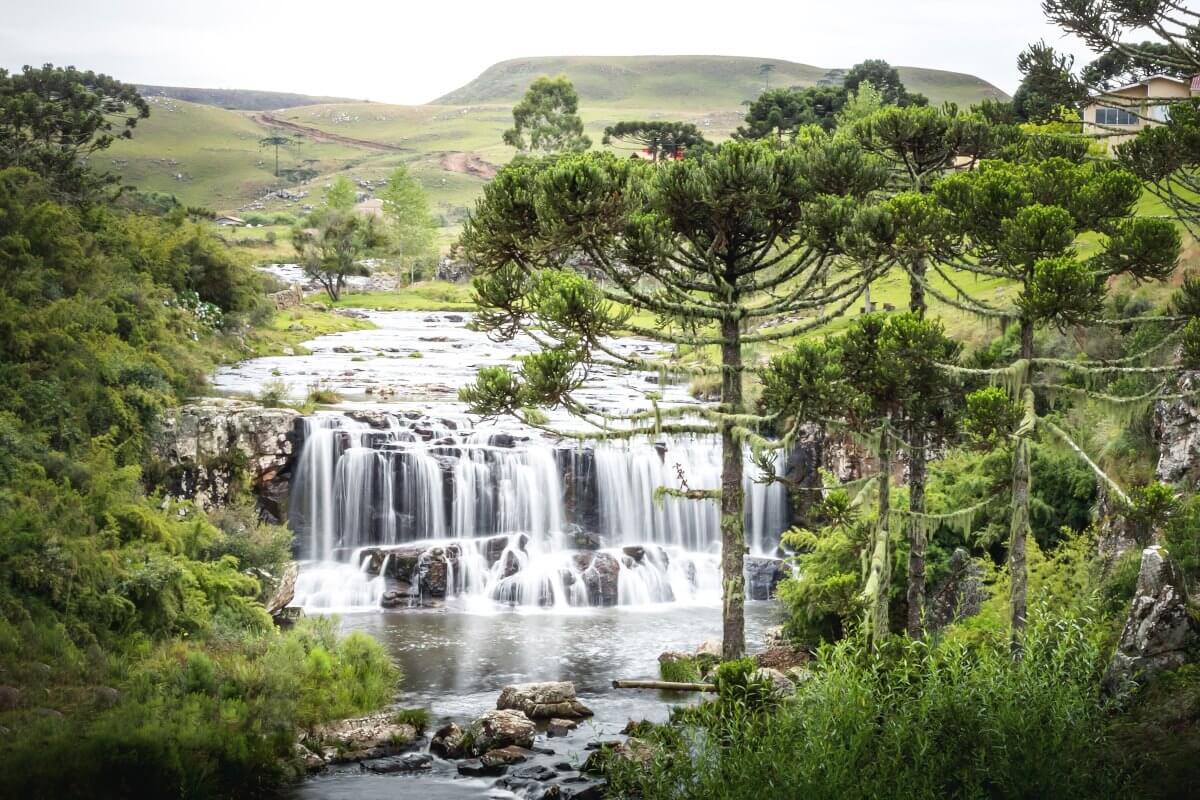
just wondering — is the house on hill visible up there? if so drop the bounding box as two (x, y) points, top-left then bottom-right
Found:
(1082, 74), (1198, 152)
(214, 214), (246, 227)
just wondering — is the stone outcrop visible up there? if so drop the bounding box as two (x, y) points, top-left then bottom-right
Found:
(928, 548), (986, 630)
(573, 551), (621, 607)
(744, 556), (790, 601)
(1154, 372), (1200, 487)
(152, 399), (299, 518)
(1105, 545), (1198, 691)
(430, 722), (468, 758)
(497, 681), (593, 719)
(751, 667), (796, 696)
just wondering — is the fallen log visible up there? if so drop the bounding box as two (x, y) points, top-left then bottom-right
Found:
(611, 679), (717, 692)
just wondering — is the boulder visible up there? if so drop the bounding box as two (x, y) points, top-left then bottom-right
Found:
(928, 548), (986, 631)
(152, 399), (299, 514)
(310, 714), (417, 763)
(582, 738), (655, 774)
(482, 745), (532, 767)
(497, 681), (593, 719)
(744, 556), (790, 600)
(513, 764), (559, 781)
(574, 551), (620, 606)
(1105, 546), (1198, 691)
(751, 667), (796, 696)
(457, 758), (507, 777)
(266, 561), (298, 617)
(430, 722), (468, 758)
(468, 709), (537, 754)
(696, 639), (722, 658)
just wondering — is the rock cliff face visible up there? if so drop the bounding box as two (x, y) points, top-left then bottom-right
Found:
(1155, 372), (1200, 487)
(1105, 546), (1197, 692)
(152, 399), (300, 519)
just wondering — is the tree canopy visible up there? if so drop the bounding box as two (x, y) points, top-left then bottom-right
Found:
(601, 121), (711, 160)
(502, 75), (591, 155)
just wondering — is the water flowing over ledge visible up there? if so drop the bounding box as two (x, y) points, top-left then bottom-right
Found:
(289, 411), (788, 612)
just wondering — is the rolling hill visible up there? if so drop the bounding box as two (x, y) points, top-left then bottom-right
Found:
(137, 85), (362, 111)
(106, 55), (1010, 234)
(433, 55), (1008, 110)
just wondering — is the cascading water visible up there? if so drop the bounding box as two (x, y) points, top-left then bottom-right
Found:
(290, 411), (789, 612)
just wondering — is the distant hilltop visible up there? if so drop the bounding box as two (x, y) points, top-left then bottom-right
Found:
(432, 55), (1009, 110)
(136, 85), (365, 111)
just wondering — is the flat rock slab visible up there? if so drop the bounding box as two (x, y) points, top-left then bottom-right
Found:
(359, 753), (433, 773)
(547, 717), (578, 737)
(457, 758), (508, 777)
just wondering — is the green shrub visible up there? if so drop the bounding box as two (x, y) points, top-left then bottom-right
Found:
(393, 707), (431, 734)
(610, 610), (1125, 800)
(660, 655), (702, 683)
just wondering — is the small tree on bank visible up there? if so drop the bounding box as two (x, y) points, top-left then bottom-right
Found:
(379, 164), (437, 285)
(502, 76), (591, 155)
(457, 140), (887, 658)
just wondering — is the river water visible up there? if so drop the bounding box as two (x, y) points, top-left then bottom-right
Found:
(214, 308), (786, 798)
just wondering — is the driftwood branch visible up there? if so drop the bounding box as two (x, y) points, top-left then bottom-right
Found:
(611, 679), (718, 692)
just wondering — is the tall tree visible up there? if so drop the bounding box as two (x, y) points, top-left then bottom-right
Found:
(601, 121), (711, 161)
(764, 313), (960, 645)
(379, 164), (438, 285)
(843, 59), (928, 108)
(258, 134), (293, 178)
(1012, 41), (1086, 122)
(736, 87), (844, 140)
(0, 64), (149, 201)
(931, 147), (1180, 648)
(293, 209), (385, 302)
(502, 76), (591, 155)
(457, 140), (887, 658)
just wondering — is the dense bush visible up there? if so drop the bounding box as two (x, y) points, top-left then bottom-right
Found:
(608, 611), (1124, 800)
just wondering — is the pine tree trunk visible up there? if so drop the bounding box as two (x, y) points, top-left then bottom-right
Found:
(905, 255), (928, 637)
(905, 432), (926, 638)
(865, 424), (892, 647)
(719, 314), (746, 660)
(1010, 321), (1035, 652)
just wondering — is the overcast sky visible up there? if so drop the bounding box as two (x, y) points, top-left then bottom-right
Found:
(1, 0), (1097, 104)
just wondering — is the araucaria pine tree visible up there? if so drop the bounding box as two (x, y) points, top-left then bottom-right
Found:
(930, 144), (1180, 647)
(457, 139), (887, 658)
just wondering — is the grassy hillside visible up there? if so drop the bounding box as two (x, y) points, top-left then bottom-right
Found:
(138, 85), (361, 110)
(433, 55), (1008, 109)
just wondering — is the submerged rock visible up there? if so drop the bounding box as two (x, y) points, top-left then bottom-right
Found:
(547, 718), (578, 736)
(1105, 545), (1198, 691)
(359, 752), (433, 773)
(497, 681), (593, 719)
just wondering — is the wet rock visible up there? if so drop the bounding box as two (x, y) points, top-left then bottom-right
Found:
(482, 745), (532, 767)
(457, 758), (506, 777)
(514, 764), (559, 781)
(622, 545), (645, 562)
(1105, 546), (1198, 691)
(553, 760), (575, 771)
(928, 548), (986, 630)
(744, 556), (789, 600)
(0, 686), (20, 711)
(574, 551), (620, 606)
(344, 409), (394, 429)
(430, 722), (467, 758)
(547, 718), (578, 736)
(152, 400), (299, 513)
(696, 639), (722, 658)
(311, 714), (417, 763)
(468, 709), (536, 754)
(359, 752), (433, 773)
(296, 744), (327, 772)
(497, 681), (593, 719)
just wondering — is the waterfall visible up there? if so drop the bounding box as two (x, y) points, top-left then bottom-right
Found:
(289, 412), (788, 610)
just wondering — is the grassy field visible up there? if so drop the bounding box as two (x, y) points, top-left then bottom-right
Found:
(240, 306), (375, 357)
(331, 282), (476, 311)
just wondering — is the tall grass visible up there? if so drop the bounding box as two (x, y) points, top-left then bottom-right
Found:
(608, 610), (1124, 800)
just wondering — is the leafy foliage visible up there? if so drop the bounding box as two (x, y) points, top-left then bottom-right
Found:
(502, 75), (591, 155)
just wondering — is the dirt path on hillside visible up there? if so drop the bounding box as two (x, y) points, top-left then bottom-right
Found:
(252, 113), (408, 152)
(439, 151), (499, 179)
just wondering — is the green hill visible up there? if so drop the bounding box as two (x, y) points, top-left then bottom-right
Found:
(432, 55), (1008, 110)
(137, 85), (361, 110)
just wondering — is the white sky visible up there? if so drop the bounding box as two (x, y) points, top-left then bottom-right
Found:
(0, 0), (1098, 104)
